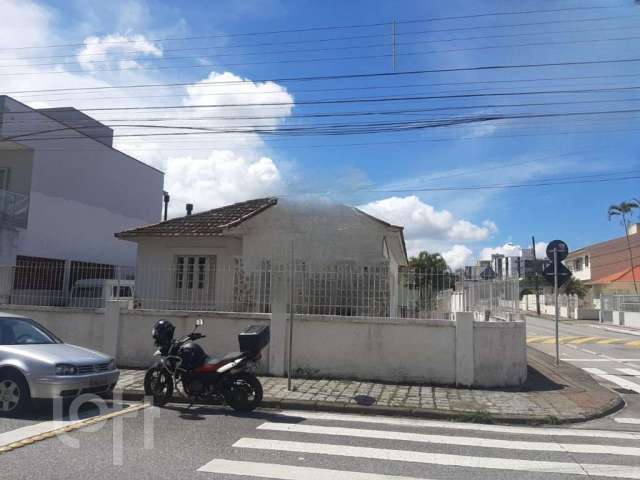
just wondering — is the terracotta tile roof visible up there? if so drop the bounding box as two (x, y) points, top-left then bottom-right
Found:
(591, 265), (640, 284)
(115, 197), (277, 238)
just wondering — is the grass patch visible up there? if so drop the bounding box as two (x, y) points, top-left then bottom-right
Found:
(458, 410), (495, 424)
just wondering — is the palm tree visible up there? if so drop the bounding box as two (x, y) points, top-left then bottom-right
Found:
(608, 201), (639, 294)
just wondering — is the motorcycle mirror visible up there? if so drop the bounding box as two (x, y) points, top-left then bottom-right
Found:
(195, 318), (204, 327)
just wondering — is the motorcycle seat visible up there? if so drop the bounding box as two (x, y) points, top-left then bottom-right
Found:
(203, 351), (246, 366)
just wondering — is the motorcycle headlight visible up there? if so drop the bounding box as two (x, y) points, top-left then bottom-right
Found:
(55, 364), (78, 376)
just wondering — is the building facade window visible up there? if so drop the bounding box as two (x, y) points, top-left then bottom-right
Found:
(0, 168), (9, 190)
(175, 255), (215, 290)
(584, 255), (589, 267)
(575, 257), (583, 271)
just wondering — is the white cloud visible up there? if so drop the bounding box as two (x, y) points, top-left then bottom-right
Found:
(359, 195), (496, 243)
(535, 241), (548, 259)
(481, 243), (522, 260)
(442, 244), (473, 270)
(480, 241), (548, 260)
(359, 195), (497, 267)
(184, 70), (293, 129)
(0, 1), (293, 218)
(0, 0), (52, 53)
(164, 152), (282, 216)
(77, 34), (162, 71)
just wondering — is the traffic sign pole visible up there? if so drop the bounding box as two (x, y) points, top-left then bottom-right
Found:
(554, 248), (559, 367)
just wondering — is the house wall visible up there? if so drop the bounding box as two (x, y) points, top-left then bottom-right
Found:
(580, 232), (640, 281)
(236, 201), (403, 269)
(132, 235), (243, 309)
(565, 252), (592, 282)
(0, 96), (164, 267)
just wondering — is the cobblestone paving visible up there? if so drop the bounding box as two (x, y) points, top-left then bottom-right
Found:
(116, 369), (589, 420)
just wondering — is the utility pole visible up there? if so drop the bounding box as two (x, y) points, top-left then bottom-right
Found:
(392, 19), (397, 72)
(553, 247), (560, 366)
(532, 236), (541, 315)
(287, 240), (295, 391)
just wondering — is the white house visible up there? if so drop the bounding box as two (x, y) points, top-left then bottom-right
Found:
(116, 197), (408, 315)
(0, 95), (164, 300)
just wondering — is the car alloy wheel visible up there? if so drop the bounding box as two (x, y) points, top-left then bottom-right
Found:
(0, 379), (20, 412)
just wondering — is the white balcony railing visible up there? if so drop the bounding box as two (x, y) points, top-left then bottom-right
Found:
(0, 189), (29, 228)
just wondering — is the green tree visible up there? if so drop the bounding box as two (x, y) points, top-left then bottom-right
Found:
(608, 201), (639, 295)
(405, 251), (453, 311)
(562, 277), (588, 299)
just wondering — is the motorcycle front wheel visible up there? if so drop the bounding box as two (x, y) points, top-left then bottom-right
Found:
(224, 372), (263, 412)
(144, 366), (174, 407)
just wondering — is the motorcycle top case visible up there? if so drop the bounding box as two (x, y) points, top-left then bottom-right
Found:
(238, 325), (270, 352)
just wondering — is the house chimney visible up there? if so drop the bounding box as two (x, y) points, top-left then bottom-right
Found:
(163, 191), (170, 221)
(186, 203), (193, 216)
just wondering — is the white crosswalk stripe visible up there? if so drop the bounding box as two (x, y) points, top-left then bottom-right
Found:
(233, 437), (640, 479)
(280, 409), (640, 439)
(583, 367), (640, 393)
(617, 367), (640, 377)
(615, 417), (640, 425)
(196, 409), (640, 479)
(257, 421), (640, 456)
(198, 459), (435, 480)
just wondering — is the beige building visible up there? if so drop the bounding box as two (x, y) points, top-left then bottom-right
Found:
(565, 223), (640, 301)
(116, 197), (408, 315)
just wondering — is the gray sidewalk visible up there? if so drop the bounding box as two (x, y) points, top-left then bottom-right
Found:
(116, 348), (622, 424)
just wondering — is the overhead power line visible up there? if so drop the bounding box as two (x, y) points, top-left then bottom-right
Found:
(7, 55), (640, 95)
(6, 106), (640, 142)
(15, 71), (640, 105)
(9, 34), (640, 78)
(0, 4), (624, 52)
(7, 83), (640, 114)
(5, 21), (640, 68)
(4, 93), (640, 128)
(361, 174), (640, 194)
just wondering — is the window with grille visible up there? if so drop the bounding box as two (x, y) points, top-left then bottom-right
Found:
(175, 256), (214, 290)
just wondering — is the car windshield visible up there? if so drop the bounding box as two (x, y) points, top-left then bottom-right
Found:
(0, 317), (61, 345)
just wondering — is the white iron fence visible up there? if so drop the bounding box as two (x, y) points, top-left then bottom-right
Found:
(461, 278), (520, 315)
(601, 294), (640, 314)
(0, 263), (519, 319)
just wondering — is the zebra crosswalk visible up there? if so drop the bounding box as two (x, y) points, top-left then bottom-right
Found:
(196, 409), (640, 479)
(527, 335), (640, 347)
(582, 366), (640, 393)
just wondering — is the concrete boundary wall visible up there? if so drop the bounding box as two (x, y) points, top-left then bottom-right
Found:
(612, 310), (640, 329)
(0, 305), (527, 387)
(520, 294), (598, 320)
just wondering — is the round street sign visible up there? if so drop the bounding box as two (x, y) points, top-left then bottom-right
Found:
(546, 239), (569, 261)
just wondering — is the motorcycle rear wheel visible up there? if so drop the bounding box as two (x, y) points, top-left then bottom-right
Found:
(224, 372), (263, 412)
(144, 367), (174, 407)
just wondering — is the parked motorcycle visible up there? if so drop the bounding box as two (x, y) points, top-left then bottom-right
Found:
(143, 318), (269, 412)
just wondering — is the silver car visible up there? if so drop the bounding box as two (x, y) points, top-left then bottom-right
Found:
(0, 312), (119, 415)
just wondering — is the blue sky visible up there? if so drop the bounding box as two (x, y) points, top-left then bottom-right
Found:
(3, 0), (640, 268)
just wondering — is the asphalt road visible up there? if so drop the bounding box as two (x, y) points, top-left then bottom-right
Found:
(525, 315), (640, 429)
(0, 399), (639, 479)
(1, 317), (639, 479)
